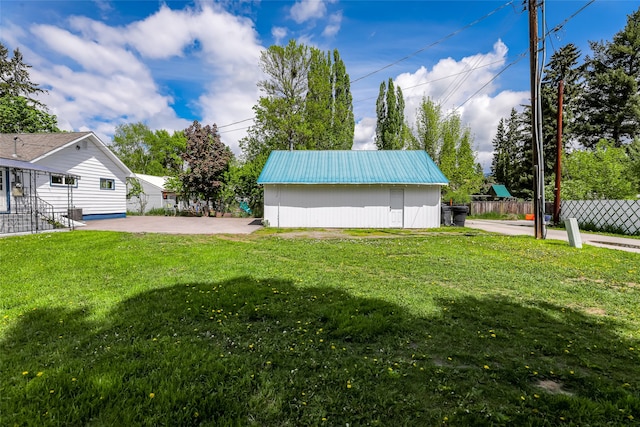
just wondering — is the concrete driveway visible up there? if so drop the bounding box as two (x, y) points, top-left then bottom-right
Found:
(465, 219), (640, 254)
(79, 216), (263, 235)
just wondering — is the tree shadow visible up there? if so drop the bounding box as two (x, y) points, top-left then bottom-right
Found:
(2, 277), (638, 426)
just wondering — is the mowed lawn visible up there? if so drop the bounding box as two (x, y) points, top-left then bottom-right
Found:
(1, 229), (639, 426)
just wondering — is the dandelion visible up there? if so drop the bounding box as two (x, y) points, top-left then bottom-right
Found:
(347, 381), (352, 389)
(483, 365), (490, 370)
(521, 396), (525, 401)
(36, 372), (43, 377)
(22, 371), (28, 376)
(534, 394), (540, 399)
(149, 393), (155, 399)
(71, 378), (77, 382)
(49, 390), (54, 394)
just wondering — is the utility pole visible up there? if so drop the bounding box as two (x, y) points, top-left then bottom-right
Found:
(554, 79), (564, 225)
(529, 0), (545, 239)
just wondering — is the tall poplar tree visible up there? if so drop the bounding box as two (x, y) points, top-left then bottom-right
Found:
(241, 41), (354, 159)
(375, 78), (406, 150)
(305, 49), (354, 150)
(330, 50), (354, 149)
(412, 96), (442, 160)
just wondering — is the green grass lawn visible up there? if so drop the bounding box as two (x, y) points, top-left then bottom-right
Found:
(1, 229), (639, 426)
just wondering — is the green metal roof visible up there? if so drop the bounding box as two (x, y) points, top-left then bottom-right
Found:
(257, 150), (448, 185)
(491, 184), (512, 198)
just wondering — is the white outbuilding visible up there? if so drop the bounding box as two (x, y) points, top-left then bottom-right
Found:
(257, 150), (448, 229)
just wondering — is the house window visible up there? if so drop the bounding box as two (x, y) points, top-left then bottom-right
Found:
(100, 178), (115, 190)
(51, 174), (76, 186)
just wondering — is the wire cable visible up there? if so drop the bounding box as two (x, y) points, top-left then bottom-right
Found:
(350, 0), (516, 84)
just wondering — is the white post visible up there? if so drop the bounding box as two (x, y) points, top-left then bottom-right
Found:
(565, 218), (582, 248)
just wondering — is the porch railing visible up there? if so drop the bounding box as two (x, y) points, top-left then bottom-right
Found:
(0, 196), (73, 235)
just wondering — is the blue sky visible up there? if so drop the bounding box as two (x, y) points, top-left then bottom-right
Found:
(1, 0), (638, 170)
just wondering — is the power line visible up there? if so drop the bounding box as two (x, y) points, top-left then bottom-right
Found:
(450, 49), (528, 114)
(215, 0), (592, 132)
(348, 58), (505, 105)
(219, 125), (251, 135)
(350, 0), (516, 84)
(217, 117), (254, 129)
(545, 0), (595, 38)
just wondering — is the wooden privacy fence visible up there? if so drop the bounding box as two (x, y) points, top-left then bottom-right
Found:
(470, 201), (533, 216)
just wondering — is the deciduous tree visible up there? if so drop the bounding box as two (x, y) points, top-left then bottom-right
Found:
(111, 123), (186, 175)
(562, 140), (636, 199)
(181, 121), (233, 211)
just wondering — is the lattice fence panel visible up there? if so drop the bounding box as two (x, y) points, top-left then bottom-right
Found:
(561, 200), (640, 235)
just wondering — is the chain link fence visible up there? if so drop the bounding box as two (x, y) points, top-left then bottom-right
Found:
(561, 200), (640, 236)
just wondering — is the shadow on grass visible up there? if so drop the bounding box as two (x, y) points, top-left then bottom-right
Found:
(2, 277), (639, 426)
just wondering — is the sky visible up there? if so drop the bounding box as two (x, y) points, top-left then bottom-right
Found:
(1, 0), (638, 171)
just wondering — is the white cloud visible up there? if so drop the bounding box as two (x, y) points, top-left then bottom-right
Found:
(386, 40), (528, 171)
(271, 26), (288, 44)
(353, 117), (377, 151)
(19, 3), (264, 155)
(322, 11), (342, 37)
(290, 1), (327, 24)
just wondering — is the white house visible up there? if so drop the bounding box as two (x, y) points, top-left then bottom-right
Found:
(257, 150), (448, 229)
(0, 132), (132, 221)
(127, 173), (174, 214)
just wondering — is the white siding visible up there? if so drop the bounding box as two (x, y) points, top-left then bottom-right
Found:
(34, 140), (128, 216)
(264, 184), (442, 228)
(127, 179), (165, 213)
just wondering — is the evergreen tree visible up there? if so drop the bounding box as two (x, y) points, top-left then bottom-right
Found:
(491, 118), (508, 184)
(0, 43), (59, 133)
(512, 108), (533, 200)
(375, 78), (406, 150)
(0, 44), (44, 101)
(540, 43), (583, 176)
(578, 8), (640, 147)
(0, 95), (59, 133)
